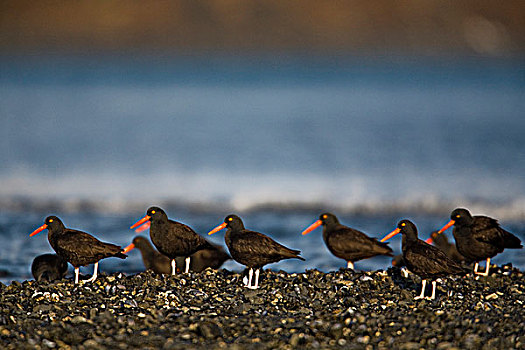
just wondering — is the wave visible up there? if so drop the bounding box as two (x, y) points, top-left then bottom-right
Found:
(1, 170), (524, 220)
(2, 192), (525, 221)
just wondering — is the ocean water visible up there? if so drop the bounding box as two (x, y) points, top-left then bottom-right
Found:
(0, 54), (524, 283)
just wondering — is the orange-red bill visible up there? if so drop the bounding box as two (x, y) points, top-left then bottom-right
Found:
(208, 222), (227, 235)
(130, 215), (151, 229)
(123, 243), (135, 254)
(301, 219), (322, 235)
(438, 220), (455, 234)
(425, 237), (434, 244)
(30, 224), (48, 237)
(135, 221), (151, 233)
(380, 228), (401, 242)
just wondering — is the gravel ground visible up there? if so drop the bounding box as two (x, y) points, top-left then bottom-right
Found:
(1, 265), (524, 349)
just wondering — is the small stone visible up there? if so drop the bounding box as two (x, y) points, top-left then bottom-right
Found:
(399, 342), (421, 350)
(42, 339), (56, 348)
(485, 293), (498, 300)
(198, 322), (222, 339)
(83, 339), (99, 348)
(357, 335), (370, 344)
(71, 316), (88, 324)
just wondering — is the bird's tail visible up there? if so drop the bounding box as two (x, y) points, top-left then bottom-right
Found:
(288, 248), (305, 261)
(116, 252), (128, 259)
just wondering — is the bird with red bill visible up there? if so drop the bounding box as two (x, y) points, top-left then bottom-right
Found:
(302, 213), (393, 270)
(436, 208), (522, 277)
(124, 235), (230, 274)
(208, 214), (304, 289)
(380, 220), (464, 300)
(130, 206), (213, 276)
(424, 231), (466, 263)
(30, 216), (126, 284)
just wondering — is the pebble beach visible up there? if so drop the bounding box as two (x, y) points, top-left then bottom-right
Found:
(1, 266), (524, 349)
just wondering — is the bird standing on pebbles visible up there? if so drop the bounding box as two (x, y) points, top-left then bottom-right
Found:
(123, 235), (231, 274)
(302, 213), (393, 270)
(437, 208), (522, 276)
(381, 220), (464, 300)
(208, 214), (305, 289)
(424, 231), (466, 263)
(130, 206), (213, 275)
(30, 216), (126, 283)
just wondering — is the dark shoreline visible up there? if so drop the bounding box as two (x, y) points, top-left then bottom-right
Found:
(1, 266), (524, 349)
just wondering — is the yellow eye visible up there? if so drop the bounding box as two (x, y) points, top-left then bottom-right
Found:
(456, 215), (460, 218)
(228, 217), (233, 221)
(151, 210), (156, 214)
(401, 222), (406, 227)
(49, 219), (53, 223)
(322, 215), (327, 219)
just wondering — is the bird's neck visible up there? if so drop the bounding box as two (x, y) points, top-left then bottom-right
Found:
(402, 233), (418, 246)
(151, 216), (168, 228)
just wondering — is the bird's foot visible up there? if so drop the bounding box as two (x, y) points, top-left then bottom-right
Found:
(414, 295), (425, 300)
(424, 296), (435, 300)
(84, 275), (97, 283)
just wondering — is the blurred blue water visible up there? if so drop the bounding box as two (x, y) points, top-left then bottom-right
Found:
(0, 54), (524, 282)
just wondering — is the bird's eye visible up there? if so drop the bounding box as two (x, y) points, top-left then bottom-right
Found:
(456, 215), (460, 218)
(401, 222), (406, 227)
(49, 219), (53, 223)
(322, 215), (327, 219)
(151, 210), (156, 214)
(228, 217), (233, 221)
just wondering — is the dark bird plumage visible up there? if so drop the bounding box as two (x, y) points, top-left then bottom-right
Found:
(129, 236), (172, 274)
(224, 215), (304, 268)
(31, 253), (68, 281)
(208, 214), (304, 289)
(391, 254), (405, 267)
(428, 231), (466, 263)
(30, 216), (126, 283)
(399, 222), (464, 280)
(131, 207), (214, 275)
(129, 235), (230, 274)
(440, 208), (522, 276)
(303, 213), (393, 269)
(382, 220), (464, 299)
(176, 244), (230, 273)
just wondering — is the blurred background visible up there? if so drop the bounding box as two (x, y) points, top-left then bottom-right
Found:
(1, 1), (524, 280)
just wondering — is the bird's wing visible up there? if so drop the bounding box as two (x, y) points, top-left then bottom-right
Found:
(234, 230), (299, 257)
(168, 219), (197, 234)
(169, 219), (210, 244)
(327, 227), (392, 254)
(57, 230), (121, 258)
(405, 241), (461, 275)
(472, 216), (505, 245)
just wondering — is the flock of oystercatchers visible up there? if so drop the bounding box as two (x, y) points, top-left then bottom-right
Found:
(29, 207), (522, 300)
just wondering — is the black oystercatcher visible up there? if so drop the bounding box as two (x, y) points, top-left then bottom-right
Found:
(424, 231), (466, 263)
(30, 216), (127, 283)
(302, 213), (393, 270)
(208, 214), (305, 289)
(381, 220), (464, 300)
(31, 253), (68, 281)
(124, 235), (230, 274)
(124, 236), (172, 274)
(437, 208), (522, 276)
(130, 207), (213, 275)
(178, 245), (231, 273)
(133, 222), (231, 272)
